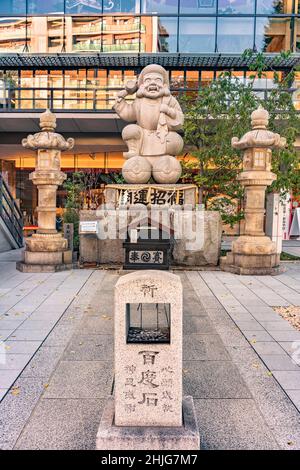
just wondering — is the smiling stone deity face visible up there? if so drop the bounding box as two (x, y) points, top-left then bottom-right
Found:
(142, 72), (164, 99)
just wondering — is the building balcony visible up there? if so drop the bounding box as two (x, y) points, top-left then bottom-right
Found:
(102, 22), (145, 33)
(0, 28), (29, 40)
(102, 43), (143, 52)
(73, 25), (102, 34)
(73, 42), (101, 51)
(0, 45), (26, 53)
(73, 42), (143, 52)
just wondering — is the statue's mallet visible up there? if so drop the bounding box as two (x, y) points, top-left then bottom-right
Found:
(125, 80), (138, 95)
(116, 80), (138, 100)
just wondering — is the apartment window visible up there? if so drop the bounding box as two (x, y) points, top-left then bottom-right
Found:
(0, 17), (28, 53)
(72, 17), (101, 52)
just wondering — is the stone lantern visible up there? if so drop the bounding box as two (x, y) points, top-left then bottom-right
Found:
(221, 105), (286, 275)
(17, 109), (75, 272)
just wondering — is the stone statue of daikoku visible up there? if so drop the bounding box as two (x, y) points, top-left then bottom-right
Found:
(113, 64), (184, 184)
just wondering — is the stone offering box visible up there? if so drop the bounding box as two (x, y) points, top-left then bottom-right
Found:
(96, 270), (200, 450)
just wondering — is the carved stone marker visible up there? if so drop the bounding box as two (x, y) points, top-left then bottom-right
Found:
(96, 270), (200, 450)
(113, 64), (184, 184)
(115, 270), (182, 426)
(220, 106), (286, 275)
(16, 109), (75, 272)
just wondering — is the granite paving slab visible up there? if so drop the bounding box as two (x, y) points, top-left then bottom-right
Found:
(1, 267), (300, 450)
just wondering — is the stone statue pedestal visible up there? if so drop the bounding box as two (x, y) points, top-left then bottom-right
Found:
(16, 110), (74, 273)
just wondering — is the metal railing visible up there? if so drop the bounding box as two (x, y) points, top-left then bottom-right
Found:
(72, 42), (143, 52)
(0, 86), (297, 113)
(0, 175), (23, 248)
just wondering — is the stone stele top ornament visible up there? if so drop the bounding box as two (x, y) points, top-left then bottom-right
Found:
(113, 64), (184, 184)
(22, 109), (75, 151)
(231, 105), (286, 151)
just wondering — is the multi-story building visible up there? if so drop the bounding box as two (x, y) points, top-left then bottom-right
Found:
(0, 0), (299, 244)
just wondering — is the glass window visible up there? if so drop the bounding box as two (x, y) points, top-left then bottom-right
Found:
(27, 1), (64, 14)
(217, 17), (254, 53)
(27, 17), (64, 53)
(179, 17), (215, 53)
(180, 0), (216, 14)
(170, 71), (185, 88)
(103, 0), (140, 13)
(200, 71), (214, 88)
(186, 71), (199, 89)
(141, 16), (156, 52)
(72, 17), (102, 52)
(255, 16), (291, 52)
(0, 17), (27, 53)
(66, 0), (102, 13)
(218, 0), (255, 14)
(141, 0), (178, 14)
(157, 17), (177, 52)
(103, 16), (141, 53)
(256, 0), (291, 14)
(0, 0), (26, 15)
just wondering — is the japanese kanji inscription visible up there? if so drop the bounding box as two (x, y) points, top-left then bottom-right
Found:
(114, 270), (182, 426)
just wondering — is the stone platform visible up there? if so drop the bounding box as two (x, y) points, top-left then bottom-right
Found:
(96, 396), (200, 450)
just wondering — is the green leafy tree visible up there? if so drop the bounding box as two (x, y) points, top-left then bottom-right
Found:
(181, 53), (300, 227)
(63, 172), (85, 251)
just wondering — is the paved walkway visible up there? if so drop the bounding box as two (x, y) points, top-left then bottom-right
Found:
(282, 240), (300, 258)
(0, 254), (300, 449)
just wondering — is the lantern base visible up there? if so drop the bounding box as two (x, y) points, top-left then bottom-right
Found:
(16, 249), (74, 272)
(25, 232), (68, 252)
(96, 395), (200, 450)
(219, 260), (284, 276)
(16, 261), (74, 273)
(220, 235), (283, 275)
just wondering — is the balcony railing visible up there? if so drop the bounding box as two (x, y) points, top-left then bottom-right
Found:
(72, 42), (143, 52)
(72, 22), (145, 34)
(0, 86), (298, 113)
